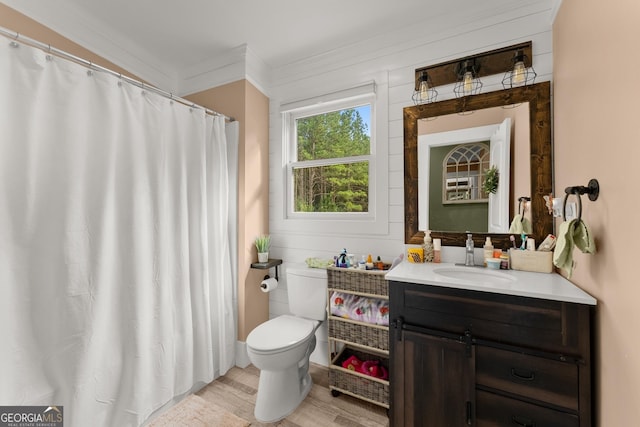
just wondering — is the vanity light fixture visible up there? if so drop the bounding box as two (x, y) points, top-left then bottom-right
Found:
(502, 49), (537, 89)
(412, 41), (534, 102)
(453, 60), (482, 98)
(412, 70), (437, 105)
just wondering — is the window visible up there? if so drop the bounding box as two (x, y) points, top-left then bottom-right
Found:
(285, 96), (374, 217)
(275, 81), (388, 236)
(442, 142), (490, 203)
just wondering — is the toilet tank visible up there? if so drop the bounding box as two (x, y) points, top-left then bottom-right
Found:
(286, 265), (328, 321)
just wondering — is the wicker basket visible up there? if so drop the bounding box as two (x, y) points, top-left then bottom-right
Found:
(329, 346), (389, 407)
(327, 267), (388, 297)
(329, 317), (389, 352)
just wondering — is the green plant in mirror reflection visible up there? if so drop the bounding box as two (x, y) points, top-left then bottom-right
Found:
(482, 166), (499, 194)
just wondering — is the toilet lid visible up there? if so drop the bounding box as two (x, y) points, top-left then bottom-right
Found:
(247, 315), (316, 352)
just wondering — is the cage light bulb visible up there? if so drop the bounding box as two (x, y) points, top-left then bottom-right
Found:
(512, 60), (526, 85)
(463, 71), (474, 93)
(419, 80), (429, 101)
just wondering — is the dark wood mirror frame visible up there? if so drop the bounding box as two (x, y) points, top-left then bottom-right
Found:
(404, 81), (552, 249)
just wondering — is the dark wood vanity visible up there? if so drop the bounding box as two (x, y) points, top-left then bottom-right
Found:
(388, 271), (594, 427)
(397, 57), (594, 426)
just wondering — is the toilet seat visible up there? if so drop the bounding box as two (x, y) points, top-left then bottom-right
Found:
(247, 315), (318, 354)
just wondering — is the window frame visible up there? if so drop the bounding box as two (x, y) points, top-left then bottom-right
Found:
(285, 96), (375, 220)
(273, 81), (389, 237)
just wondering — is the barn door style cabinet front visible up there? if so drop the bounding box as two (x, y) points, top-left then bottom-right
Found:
(389, 280), (594, 427)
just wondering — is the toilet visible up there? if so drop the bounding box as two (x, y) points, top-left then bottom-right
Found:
(246, 265), (327, 422)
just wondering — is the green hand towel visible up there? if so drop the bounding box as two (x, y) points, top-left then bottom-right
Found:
(553, 220), (575, 276)
(573, 220), (596, 254)
(509, 215), (532, 234)
(553, 219), (596, 278)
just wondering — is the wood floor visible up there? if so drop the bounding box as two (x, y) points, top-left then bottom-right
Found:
(196, 363), (389, 427)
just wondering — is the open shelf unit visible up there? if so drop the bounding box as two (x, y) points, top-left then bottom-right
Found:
(326, 267), (389, 409)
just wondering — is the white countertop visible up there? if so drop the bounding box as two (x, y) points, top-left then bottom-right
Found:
(385, 261), (597, 305)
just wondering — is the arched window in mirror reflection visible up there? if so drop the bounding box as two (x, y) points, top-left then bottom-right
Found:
(442, 143), (489, 204)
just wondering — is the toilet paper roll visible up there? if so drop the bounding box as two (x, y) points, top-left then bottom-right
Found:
(260, 277), (278, 293)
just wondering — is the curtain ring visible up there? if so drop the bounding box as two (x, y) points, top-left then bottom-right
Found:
(9, 32), (19, 48)
(46, 44), (53, 61)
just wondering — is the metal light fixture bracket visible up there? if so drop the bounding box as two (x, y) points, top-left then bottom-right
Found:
(412, 70), (438, 105)
(502, 49), (537, 89)
(453, 59), (483, 98)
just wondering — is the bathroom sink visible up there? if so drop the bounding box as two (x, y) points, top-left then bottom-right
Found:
(433, 266), (516, 286)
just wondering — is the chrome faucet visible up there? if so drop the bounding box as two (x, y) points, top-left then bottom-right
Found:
(465, 233), (475, 266)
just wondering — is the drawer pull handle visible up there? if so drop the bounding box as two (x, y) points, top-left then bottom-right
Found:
(510, 368), (536, 381)
(511, 415), (535, 426)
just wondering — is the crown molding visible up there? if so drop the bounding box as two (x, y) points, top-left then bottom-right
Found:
(177, 44), (271, 97)
(268, 1), (554, 90)
(2, 0), (179, 91)
(3, 0), (555, 99)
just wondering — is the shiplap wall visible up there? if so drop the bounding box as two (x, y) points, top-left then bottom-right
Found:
(265, 4), (555, 341)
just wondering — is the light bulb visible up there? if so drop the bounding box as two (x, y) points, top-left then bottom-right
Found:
(419, 80), (429, 101)
(512, 60), (526, 85)
(463, 71), (474, 93)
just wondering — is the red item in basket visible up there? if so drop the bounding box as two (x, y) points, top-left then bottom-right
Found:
(342, 355), (362, 371)
(360, 360), (389, 380)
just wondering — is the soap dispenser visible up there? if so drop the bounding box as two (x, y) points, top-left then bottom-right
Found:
(423, 230), (434, 262)
(483, 237), (494, 267)
(465, 234), (475, 266)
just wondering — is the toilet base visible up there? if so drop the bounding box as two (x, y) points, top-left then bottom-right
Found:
(254, 367), (313, 422)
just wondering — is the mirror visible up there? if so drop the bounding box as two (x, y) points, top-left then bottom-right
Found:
(404, 82), (552, 248)
(419, 116), (515, 233)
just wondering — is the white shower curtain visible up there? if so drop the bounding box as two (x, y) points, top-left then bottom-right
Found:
(0, 38), (235, 426)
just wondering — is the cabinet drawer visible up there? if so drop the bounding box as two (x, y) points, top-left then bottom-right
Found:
(390, 281), (589, 353)
(476, 346), (579, 411)
(476, 389), (579, 427)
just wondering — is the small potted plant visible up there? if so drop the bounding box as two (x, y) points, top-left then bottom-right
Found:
(255, 234), (271, 263)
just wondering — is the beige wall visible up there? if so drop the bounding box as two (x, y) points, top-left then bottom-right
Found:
(554, 0), (640, 424)
(1, 3), (272, 343)
(186, 81), (270, 341)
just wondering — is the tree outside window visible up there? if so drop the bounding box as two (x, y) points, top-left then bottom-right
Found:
(291, 105), (371, 213)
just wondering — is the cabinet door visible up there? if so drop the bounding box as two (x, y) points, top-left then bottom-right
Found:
(391, 329), (475, 427)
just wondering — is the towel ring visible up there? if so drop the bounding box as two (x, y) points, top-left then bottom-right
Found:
(518, 196), (530, 222)
(562, 191), (582, 222)
(563, 178), (599, 221)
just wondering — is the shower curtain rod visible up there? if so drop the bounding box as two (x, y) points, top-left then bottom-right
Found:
(0, 26), (235, 122)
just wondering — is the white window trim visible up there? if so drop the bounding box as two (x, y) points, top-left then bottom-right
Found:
(274, 81), (389, 236)
(286, 97), (375, 220)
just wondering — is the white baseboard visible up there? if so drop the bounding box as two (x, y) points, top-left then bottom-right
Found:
(310, 339), (328, 367)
